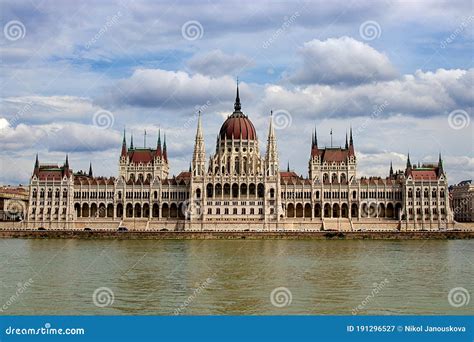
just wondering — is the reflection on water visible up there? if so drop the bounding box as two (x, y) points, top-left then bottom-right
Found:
(0, 239), (472, 315)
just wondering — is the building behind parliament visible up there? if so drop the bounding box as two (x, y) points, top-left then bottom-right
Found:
(26, 86), (453, 231)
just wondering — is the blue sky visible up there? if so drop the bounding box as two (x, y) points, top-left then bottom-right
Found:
(0, 0), (473, 185)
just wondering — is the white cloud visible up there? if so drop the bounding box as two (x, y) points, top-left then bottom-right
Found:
(261, 68), (473, 119)
(0, 122), (121, 153)
(288, 37), (398, 85)
(187, 49), (254, 77)
(99, 69), (254, 109)
(0, 96), (110, 125)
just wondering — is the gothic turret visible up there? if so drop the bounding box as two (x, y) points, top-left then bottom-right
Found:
(192, 111), (206, 177)
(265, 111), (279, 176)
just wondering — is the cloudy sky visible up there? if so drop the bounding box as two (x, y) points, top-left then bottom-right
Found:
(0, 0), (472, 185)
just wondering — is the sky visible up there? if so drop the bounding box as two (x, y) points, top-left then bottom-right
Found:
(0, 0), (473, 185)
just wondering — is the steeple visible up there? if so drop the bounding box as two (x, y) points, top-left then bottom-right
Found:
(33, 153), (39, 176)
(265, 111), (279, 176)
(88, 162), (93, 177)
(163, 133), (168, 162)
(406, 152), (412, 170)
(438, 152), (444, 175)
(311, 126), (319, 157)
(192, 111), (206, 176)
(130, 133), (134, 149)
(349, 126), (355, 156)
(345, 131), (349, 149)
(234, 79), (241, 112)
(155, 129), (162, 157)
(121, 128), (127, 157)
(389, 161), (393, 177)
(287, 161), (290, 172)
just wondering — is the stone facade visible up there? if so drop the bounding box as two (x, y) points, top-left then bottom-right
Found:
(450, 180), (474, 222)
(26, 87), (454, 231)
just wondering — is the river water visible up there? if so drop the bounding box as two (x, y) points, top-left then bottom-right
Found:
(0, 239), (472, 315)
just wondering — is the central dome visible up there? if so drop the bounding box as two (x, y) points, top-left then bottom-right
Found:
(219, 84), (257, 140)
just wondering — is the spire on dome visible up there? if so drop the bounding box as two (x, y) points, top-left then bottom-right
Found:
(234, 79), (241, 112)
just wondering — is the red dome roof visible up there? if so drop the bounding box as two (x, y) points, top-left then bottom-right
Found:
(219, 112), (257, 140)
(219, 83), (257, 140)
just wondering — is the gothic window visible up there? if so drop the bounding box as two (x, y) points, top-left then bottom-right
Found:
(323, 173), (329, 183)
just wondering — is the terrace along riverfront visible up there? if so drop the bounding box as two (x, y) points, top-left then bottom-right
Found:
(23, 84), (453, 232)
(0, 239), (472, 315)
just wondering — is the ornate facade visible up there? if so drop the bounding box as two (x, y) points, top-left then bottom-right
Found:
(26, 86), (454, 231)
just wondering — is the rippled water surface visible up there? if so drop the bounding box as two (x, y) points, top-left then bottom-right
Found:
(0, 239), (472, 315)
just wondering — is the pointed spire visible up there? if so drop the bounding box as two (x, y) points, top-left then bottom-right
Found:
(348, 126), (355, 156)
(389, 161), (393, 177)
(234, 79), (241, 112)
(314, 126), (318, 146)
(155, 129), (162, 157)
(345, 131), (349, 149)
(121, 128), (127, 157)
(287, 161), (290, 172)
(438, 152), (444, 175)
(311, 131), (315, 147)
(65, 154), (69, 168)
(88, 162), (93, 177)
(406, 152), (412, 169)
(130, 133), (134, 149)
(163, 132), (168, 161)
(189, 163), (192, 172)
(33, 153), (39, 176)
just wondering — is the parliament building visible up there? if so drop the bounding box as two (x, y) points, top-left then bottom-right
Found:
(26, 86), (453, 231)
